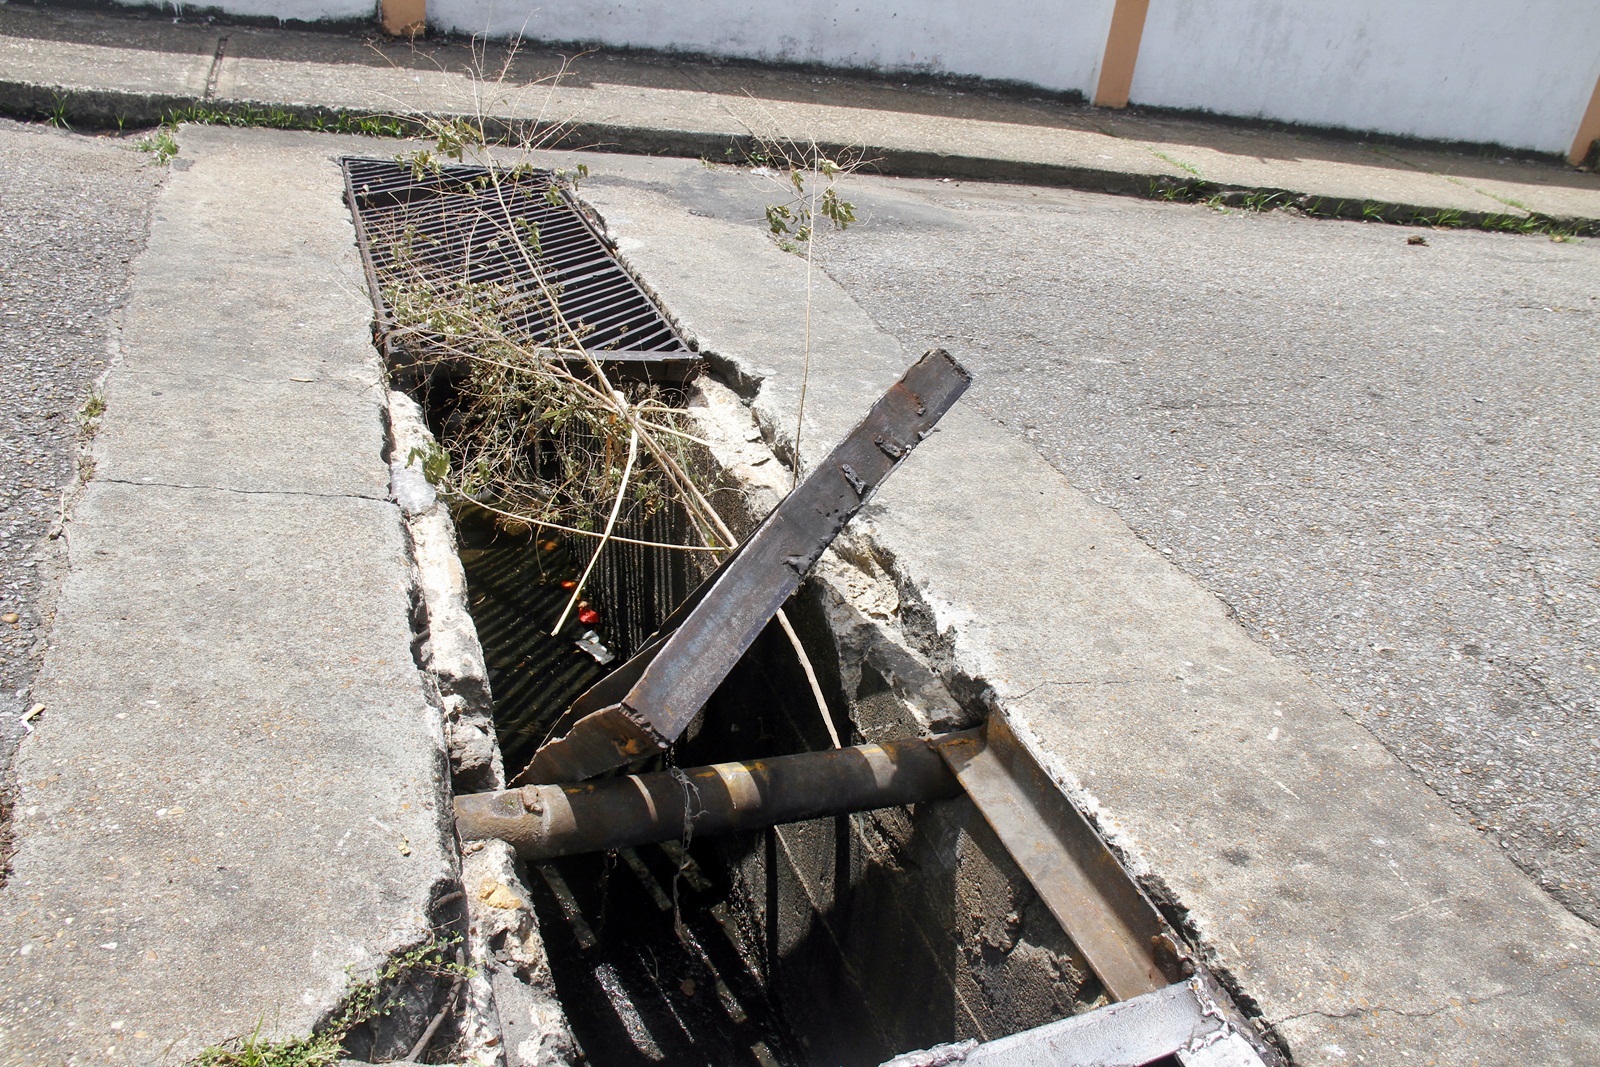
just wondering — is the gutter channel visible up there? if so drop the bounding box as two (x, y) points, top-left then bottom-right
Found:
(355, 158), (1285, 1066)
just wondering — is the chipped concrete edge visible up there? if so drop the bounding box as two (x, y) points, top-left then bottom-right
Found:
(385, 389), (579, 1067)
(683, 382), (1289, 1063)
(685, 379), (978, 740)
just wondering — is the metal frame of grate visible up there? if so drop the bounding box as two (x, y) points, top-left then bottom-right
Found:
(343, 157), (698, 382)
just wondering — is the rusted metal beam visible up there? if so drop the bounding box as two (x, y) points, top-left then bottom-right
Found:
(517, 349), (971, 784)
(937, 715), (1186, 1001)
(456, 732), (973, 862)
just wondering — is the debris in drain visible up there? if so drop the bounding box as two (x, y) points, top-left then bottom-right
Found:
(574, 629), (614, 664)
(518, 348), (971, 785)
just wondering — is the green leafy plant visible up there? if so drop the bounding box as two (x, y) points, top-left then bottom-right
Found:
(407, 441), (450, 486)
(763, 156), (856, 247)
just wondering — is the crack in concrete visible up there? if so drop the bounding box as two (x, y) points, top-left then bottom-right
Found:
(1010, 676), (1141, 702)
(100, 476), (389, 504)
(1272, 964), (1574, 1028)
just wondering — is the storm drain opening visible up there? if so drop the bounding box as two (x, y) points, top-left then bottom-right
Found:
(345, 157), (1275, 1067)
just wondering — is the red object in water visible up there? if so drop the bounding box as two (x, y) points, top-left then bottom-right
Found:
(578, 605), (600, 626)
(560, 580), (578, 589)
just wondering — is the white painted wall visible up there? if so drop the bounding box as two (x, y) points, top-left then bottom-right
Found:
(112, 0), (376, 22)
(1131, 0), (1600, 156)
(105, 0), (1599, 155)
(428, 0), (1118, 98)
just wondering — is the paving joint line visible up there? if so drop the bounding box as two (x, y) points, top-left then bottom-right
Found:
(204, 35), (228, 102)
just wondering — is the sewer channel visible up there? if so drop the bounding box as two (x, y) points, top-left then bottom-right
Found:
(345, 158), (1270, 1067)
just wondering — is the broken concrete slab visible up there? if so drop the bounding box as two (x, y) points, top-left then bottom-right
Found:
(0, 127), (454, 1064)
(0, 482), (452, 1064)
(459, 839), (578, 1067)
(551, 150), (1600, 1065)
(387, 390), (500, 793)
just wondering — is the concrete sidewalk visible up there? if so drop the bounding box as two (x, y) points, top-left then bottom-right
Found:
(3, 3), (1600, 230)
(0, 126), (456, 1065)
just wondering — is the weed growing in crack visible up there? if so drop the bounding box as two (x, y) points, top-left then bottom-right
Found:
(751, 140), (858, 484)
(1241, 190), (1291, 212)
(716, 98), (864, 475)
(1151, 149), (1202, 178)
(160, 102), (410, 138)
(193, 934), (470, 1067)
(136, 127), (178, 164)
(1139, 170), (1586, 241)
(132, 103), (412, 168)
(46, 95), (71, 130)
(77, 389), (106, 428)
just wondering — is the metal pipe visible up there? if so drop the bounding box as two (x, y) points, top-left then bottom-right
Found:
(455, 731), (975, 861)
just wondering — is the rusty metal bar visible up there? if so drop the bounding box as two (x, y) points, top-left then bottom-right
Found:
(937, 715), (1185, 1001)
(456, 731), (973, 862)
(519, 348), (971, 784)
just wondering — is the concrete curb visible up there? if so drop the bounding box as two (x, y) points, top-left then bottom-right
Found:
(1, 18), (1596, 238)
(15, 87), (1598, 236)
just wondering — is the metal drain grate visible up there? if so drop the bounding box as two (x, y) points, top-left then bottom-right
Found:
(342, 155), (703, 770)
(343, 157), (696, 375)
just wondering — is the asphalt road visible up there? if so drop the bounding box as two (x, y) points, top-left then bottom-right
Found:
(812, 176), (1600, 927)
(0, 119), (161, 852)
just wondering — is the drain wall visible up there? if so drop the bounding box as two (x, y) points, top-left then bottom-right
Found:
(433, 380), (1106, 1065)
(679, 604), (1102, 1065)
